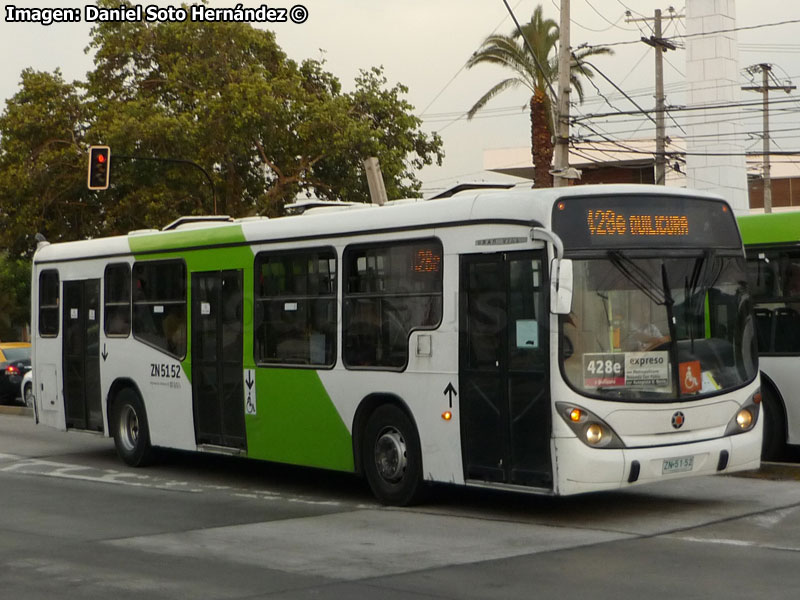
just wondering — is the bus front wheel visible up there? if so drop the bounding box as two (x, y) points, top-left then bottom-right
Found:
(761, 386), (787, 462)
(362, 404), (424, 506)
(111, 388), (154, 467)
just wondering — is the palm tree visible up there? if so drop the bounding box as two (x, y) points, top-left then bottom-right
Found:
(466, 5), (612, 187)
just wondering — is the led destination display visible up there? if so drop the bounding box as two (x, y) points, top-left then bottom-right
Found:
(552, 195), (741, 251)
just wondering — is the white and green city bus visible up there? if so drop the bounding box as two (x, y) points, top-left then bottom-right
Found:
(30, 184), (762, 505)
(738, 211), (800, 460)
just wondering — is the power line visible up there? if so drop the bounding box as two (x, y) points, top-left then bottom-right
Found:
(572, 54), (657, 126)
(585, 18), (800, 51)
(671, 18), (800, 41)
(417, 0), (523, 118)
(579, 0), (636, 32)
(573, 95), (800, 121)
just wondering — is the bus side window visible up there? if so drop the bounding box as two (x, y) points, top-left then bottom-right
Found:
(104, 263), (131, 336)
(39, 269), (60, 337)
(343, 239), (443, 370)
(254, 248), (337, 367)
(132, 260), (187, 358)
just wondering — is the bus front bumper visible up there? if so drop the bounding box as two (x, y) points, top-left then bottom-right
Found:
(553, 429), (762, 496)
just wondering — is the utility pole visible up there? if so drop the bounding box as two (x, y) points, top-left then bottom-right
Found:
(628, 9), (679, 185)
(742, 64), (795, 213)
(553, 0), (571, 188)
(362, 157), (388, 206)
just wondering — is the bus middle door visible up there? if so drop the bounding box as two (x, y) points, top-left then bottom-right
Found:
(191, 270), (246, 451)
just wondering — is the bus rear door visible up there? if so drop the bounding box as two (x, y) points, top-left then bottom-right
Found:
(62, 279), (103, 431)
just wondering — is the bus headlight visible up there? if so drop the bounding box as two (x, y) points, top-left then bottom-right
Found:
(585, 423), (605, 445)
(724, 390), (761, 436)
(556, 402), (625, 449)
(736, 409), (753, 430)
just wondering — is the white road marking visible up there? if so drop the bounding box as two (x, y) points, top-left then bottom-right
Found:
(674, 536), (800, 553)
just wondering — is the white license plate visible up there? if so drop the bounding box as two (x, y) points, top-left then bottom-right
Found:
(662, 456), (694, 474)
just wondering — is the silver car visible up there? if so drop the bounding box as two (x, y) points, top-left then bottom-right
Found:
(20, 370), (33, 409)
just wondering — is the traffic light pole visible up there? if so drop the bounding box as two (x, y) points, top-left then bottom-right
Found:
(113, 155), (218, 215)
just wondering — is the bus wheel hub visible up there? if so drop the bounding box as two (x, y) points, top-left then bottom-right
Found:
(375, 428), (407, 482)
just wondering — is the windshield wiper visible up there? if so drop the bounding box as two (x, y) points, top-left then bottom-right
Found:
(608, 251), (668, 306)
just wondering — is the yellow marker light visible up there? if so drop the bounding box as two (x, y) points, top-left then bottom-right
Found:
(586, 424), (605, 445)
(736, 409), (753, 430)
(442, 411), (452, 421)
(569, 408), (582, 422)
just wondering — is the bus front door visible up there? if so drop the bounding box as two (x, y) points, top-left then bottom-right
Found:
(191, 270), (246, 450)
(460, 252), (552, 490)
(62, 279), (103, 431)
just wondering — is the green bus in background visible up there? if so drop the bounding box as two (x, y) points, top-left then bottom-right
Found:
(739, 211), (800, 460)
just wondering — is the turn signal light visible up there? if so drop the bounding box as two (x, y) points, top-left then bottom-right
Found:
(556, 402), (625, 450)
(442, 411), (452, 421)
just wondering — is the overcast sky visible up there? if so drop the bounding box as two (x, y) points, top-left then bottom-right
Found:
(1, 0), (799, 198)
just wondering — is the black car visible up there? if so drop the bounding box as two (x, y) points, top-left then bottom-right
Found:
(0, 343), (31, 404)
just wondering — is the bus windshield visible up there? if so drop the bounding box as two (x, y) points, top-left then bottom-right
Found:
(562, 252), (757, 401)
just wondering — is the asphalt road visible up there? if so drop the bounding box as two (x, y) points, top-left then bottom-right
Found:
(1, 412), (800, 599)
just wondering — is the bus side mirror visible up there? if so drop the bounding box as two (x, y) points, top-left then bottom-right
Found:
(551, 258), (573, 315)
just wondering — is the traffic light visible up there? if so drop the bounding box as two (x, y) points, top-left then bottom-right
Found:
(87, 146), (111, 190)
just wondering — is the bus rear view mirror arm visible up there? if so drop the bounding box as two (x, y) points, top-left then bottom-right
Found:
(530, 227), (571, 315)
(551, 258), (573, 315)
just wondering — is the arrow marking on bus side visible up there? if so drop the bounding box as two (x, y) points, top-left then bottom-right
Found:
(444, 382), (457, 408)
(102, 344), (108, 361)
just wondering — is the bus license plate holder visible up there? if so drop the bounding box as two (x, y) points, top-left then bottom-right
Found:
(662, 455), (694, 475)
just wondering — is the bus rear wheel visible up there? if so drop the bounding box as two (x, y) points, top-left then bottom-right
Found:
(112, 388), (154, 467)
(362, 404), (424, 506)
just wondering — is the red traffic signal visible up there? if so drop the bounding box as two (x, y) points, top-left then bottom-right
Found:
(87, 146), (111, 190)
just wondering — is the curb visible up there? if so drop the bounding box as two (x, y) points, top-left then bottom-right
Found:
(0, 405), (33, 417)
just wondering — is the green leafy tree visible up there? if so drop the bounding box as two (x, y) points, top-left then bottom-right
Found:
(0, 69), (94, 257)
(0, 254), (31, 340)
(466, 4), (611, 187)
(0, 0), (443, 251)
(83, 0), (442, 225)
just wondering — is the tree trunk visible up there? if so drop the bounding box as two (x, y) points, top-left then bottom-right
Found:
(530, 91), (553, 188)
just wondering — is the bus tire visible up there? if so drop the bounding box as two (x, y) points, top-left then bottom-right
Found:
(761, 386), (786, 462)
(111, 388), (154, 467)
(362, 404), (425, 506)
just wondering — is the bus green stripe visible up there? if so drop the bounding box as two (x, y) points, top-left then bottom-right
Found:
(128, 225), (247, 254)
(250, 369), (354, 472)
(127, 227), (354, 471)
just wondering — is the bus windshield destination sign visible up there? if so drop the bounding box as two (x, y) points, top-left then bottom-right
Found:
(587, 210), (689, 237)
(552, 195), (741, 251)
